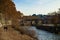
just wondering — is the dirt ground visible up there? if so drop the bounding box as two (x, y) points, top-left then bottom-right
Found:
(0, 26), (37, 40)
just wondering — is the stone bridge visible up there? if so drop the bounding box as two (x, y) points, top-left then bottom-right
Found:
(20, 16), (42, 26)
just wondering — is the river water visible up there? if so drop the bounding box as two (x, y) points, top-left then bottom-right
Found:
(37, 29), (60, 40)
(29, 26), (60, 40)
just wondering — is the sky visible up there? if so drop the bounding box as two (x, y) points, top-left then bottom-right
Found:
(13, 0), (60, 15)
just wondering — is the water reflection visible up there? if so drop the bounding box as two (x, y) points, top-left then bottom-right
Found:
(37, 29), (60, 40)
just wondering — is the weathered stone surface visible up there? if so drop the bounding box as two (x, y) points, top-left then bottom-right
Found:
(0, 0), (22, 27)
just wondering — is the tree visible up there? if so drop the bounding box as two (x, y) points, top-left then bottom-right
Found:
(32, 14), (36, 16)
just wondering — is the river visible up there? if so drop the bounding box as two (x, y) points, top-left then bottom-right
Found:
(29, 26), (60, 40)
(37, 29), (60, 40)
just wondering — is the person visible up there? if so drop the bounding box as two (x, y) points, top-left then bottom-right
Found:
(4, 26), (8, 31)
